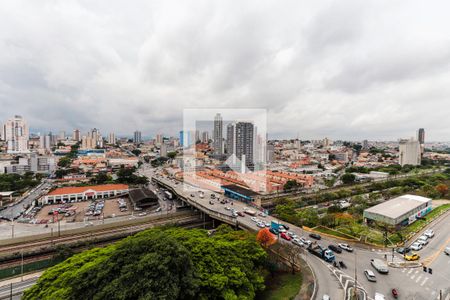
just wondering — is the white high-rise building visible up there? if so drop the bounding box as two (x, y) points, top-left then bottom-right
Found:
(213, 113), (223, 155)
(59, 131), (66, 140)
(3, 115), (29, 153)
(399, 138), (421, 166)
(39, 134), (52, 151)
(133, 131), (142, 144)
(108, 133), (116, 145)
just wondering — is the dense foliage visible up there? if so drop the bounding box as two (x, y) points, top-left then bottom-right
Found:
(23, 225), (267, 300)
(0, 172), (42, 192)
(115, 166), (148, 185)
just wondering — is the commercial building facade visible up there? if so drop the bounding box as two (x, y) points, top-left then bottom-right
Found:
(399, 138), (421, 166)
(43, 184), (129, 204)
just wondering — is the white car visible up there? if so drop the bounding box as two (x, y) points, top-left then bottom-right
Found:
(225, 206), (231, 210)
(417, 236), (428, 245)
(279, 227), (287, 233)
(256, 222), (265, 228)
(410, 242), (423, 251)
(292, 238), (304, 247)
(251, 217), (258, 222)
(338, 243), (354, 252)
(300, 238), (312, 247)
(265, 222), (271, 227)
(424, 230), (434, 238)
(445, 247), (450, 255)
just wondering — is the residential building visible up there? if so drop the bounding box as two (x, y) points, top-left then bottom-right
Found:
(201, 131), (209, 143)
(72, 129), (81, 142)
(133, 131), (142, 144)
(156, 134), (163, 145)
(399, 138), (421, 166)
(3, 115), (29, 153)
(39, 133), (52, 151)
(213, 113), (223, 155)
(108, 133), (116, 145)
(235, 122), (254, 167)
(59, 131), (66, 140)
(418, 128), (425, 145)
(4, 154), (56, 174)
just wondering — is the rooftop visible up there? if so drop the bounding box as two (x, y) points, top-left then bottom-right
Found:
(48, 184), (129, 196)
(221, 184), (259, 197)
(364, 194), (431, 219)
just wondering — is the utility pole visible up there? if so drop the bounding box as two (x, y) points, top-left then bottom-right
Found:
(354, 250), (358, 299)
(21, 250), (24, 281)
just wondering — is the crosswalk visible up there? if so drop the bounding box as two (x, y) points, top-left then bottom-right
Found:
(399, 267), (445, 299)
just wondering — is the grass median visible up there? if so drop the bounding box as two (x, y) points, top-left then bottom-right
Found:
(257, 271), (302, 300)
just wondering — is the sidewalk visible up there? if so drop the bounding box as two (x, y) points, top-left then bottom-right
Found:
(0, 271), (42, 288)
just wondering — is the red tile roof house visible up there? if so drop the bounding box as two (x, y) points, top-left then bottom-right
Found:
(43, 184), (129, 204)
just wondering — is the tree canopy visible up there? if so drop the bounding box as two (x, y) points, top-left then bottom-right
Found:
(24, 225), (267, 300)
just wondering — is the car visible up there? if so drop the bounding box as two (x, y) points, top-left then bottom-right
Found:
(280, 224), (290, 230)
(410, 242), (423, 251)
(424, 229), (434, 238)
(300, 237), (312, 246)
(444, 247), (450, 255)
(405, 253), (420, 261)
(328, 245), (342, 254)
(281, 232), (292, 241)
(338, 243), (353, 252)
(309, 233), (321, 240)
(209, 201), (214, 205)
(231, 212), (238, 218)
(190, 194), (195, 197)
(418, 235), (429, 244)
(251, 217), (258, 222)
(364, 269), (377, 282)
(265, 222), (271, 227)
(225, 206), (231, 210)
(257, 222), (265, 228)
(287, 231), (296, 237)
(155, 207), (162, 212)
(269, 227), (279, 235)
(237, 211), (245, 217)
(258, 212), (267, 218)
(292, 238), (304, 247)
(322, 294), (330, 300)
(396, 247), (410, 255)
(416, 238), (428, 246)
(279, 227), (287, 233)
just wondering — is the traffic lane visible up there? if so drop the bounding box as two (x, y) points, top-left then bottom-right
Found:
(418, 212), (450, 259)
(428, 250), (450, 293)
(0, 278), (38, 299)
(307, 254), (343, 300)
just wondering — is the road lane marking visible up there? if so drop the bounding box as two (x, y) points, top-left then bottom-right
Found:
(421, 236), (450, 266)
(411, 274), (416, 280)
(415, 275), (422, 283)
(408, 269), (413, 274)
(421, 277), (429, 286)
(401, 268), (406, 273)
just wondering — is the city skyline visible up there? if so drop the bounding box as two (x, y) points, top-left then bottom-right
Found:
(1, 1), (450, 141)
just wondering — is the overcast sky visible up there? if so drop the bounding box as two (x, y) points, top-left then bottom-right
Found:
(1, 0), (449, 141)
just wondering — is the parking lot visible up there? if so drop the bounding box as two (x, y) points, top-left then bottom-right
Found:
(32, 197), (134, 223)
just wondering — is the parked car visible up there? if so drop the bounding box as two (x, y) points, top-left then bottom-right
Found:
(309, 233), (322, 240)
(257, 222), (265, 228)
(337, 243), (353, 252)
(410, 242), (423, 251)
(328, 244), (342, 254)
(424, 229), (434, 238)
(405, 253), (420, 261)
(417, 235), (429, 245)
(281, 224), (290, 230)
(364, 269), (377, 282)
(281, 232), (292, 241)
(237, 211), (245, 217)
(279, 227), (287, 233)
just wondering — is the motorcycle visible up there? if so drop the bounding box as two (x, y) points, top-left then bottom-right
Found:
(392, 288), (399, 299)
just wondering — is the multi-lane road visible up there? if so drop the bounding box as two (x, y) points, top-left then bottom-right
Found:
(149, 166), (450, 300)
(0, 180), (52, 220)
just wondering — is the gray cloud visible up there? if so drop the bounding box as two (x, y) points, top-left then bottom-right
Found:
(0, 0), (449, 141)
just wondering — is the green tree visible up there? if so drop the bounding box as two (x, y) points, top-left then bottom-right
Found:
(341, 173), (356, 184)
(167, 151), (177, 159)
(283, 180), (300, 191)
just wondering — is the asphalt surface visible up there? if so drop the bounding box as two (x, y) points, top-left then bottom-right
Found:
(0, 181), (51, 220)
(150, 166), (450, 300)
(0, 277), (38, 299)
